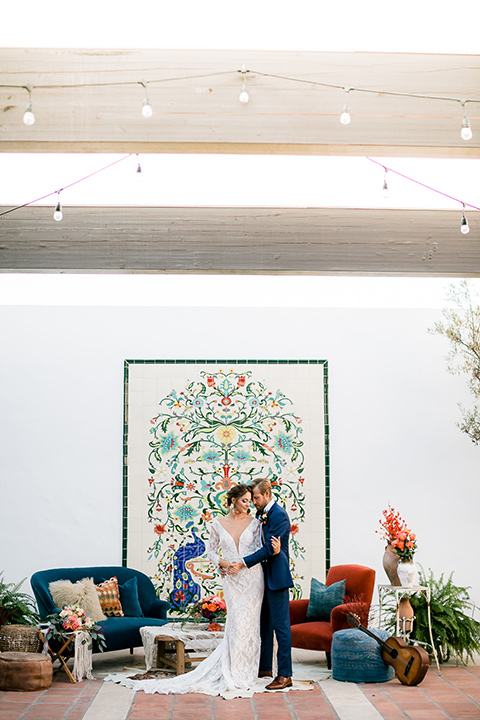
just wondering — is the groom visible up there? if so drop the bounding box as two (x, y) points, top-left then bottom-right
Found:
(230, 478), (293, 690)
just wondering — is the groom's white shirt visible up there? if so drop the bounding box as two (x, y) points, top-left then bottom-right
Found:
(242, 498), (276, 566)
(263, 499), (275, 514)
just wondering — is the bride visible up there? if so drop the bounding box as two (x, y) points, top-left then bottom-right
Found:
(125, 483), (280, 697)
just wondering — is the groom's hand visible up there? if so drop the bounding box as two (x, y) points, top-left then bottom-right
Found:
(228, 562), (243, 575)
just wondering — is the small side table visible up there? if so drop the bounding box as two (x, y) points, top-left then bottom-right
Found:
(141, 623), (224, 674)
(38, 631), (76, 683)
(156, 634), (210, 675)
(378, 584), (440, 673)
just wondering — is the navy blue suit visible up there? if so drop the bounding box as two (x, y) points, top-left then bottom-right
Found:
(244, 502), (293, 677)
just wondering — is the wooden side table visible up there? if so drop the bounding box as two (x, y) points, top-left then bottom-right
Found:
(156, 634), (215, 675)
(38, 631), (76, 683)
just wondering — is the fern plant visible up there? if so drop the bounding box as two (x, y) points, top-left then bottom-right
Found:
(0, 573), (39, 627)
(383, 567), (480, 664)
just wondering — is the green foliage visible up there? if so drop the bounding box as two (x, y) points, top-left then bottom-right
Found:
(0, 572), (39, 627)
(429, 280), (480, 445)
(383, 567), (480, 664)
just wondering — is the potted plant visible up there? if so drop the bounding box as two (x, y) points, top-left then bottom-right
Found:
(0, 572), (41, 652)
(0, 573), (39, 627)
(382, 566), (480, 664)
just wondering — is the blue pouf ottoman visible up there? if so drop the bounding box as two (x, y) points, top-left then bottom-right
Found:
(332, 628), (395, 683)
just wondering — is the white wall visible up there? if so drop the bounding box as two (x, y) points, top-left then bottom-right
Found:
(0, 304), (478, 608)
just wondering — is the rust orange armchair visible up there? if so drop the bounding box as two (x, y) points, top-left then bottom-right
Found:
(289, 564), (375, 668)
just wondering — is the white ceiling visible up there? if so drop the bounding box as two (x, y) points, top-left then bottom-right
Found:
(3, 0), (480, 55)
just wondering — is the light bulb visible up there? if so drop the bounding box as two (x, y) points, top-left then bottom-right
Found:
(460, 214), (470, 234)
(136, 162), (142, 175)
(23, 103), (35, 126)
(382, 180), (389, 198)
(53, 201), (63, 222)
(142, 98), (153, 118)
(239, 65), (249, 103)
(461, 117), (472, 141)
(340, 104), (351, 125)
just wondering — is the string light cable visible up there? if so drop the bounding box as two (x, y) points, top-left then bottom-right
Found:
(366, 157), (479, 234)
(1, 153), (478, 231)
(0, 153), (132, 218)
(1, 66), (479, 130)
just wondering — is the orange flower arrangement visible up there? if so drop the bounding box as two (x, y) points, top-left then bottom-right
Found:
(184, 594), (227, 630)
(377, 505), (417, 562)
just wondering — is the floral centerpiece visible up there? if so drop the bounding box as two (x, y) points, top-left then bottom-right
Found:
(183, 595), (227, 631)
(45, 605), (106, 652)
(377, 505), (417, 561)
(377, 505), (419, 587)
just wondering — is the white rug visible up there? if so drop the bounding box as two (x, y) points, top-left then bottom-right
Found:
(103, 666), (323, 699)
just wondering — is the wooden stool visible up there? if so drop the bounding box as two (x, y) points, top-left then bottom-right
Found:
(0, 652), (53, 691)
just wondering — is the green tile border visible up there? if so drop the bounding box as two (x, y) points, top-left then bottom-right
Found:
(123, 359), (330, 573)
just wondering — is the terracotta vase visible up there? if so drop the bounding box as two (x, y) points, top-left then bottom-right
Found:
(397, 597), (415, 634)
(382, 544), (401, 586)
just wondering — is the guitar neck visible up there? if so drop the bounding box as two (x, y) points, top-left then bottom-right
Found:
(348, 615), (397, 658)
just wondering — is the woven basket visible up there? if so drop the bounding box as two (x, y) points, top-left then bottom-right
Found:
(0, 625), (43, 653)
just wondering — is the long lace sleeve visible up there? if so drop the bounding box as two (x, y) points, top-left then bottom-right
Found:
(252, 519), (263, 551)
(207, 521), (222, 567)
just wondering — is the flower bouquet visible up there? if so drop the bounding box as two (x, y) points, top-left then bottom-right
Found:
(377, 505), (417, 561)
(184, 595), (227, 631)
(45, 605), (106, 652)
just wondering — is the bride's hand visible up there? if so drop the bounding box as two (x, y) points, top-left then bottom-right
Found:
(271, 536), (281, 555)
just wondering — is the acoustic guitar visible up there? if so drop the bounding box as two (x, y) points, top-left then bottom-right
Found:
(347, 612), (430, 686)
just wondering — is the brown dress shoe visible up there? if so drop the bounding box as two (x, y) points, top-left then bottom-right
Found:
(258, 670), (273, 678)
(265, 675), (293, 690)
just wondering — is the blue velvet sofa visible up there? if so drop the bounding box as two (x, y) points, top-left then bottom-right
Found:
(31, 566), (170, 653)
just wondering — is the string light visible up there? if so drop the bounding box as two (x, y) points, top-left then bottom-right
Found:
(136, 154), (142, 175)
(339, 87), (351, 125)
(367, 157), (479, 235)
(461, 206), (470, 234)
(0, 154), (132, 218)
(1, 154), (478, 237)
(2, 67), (479, 142)
(53, 192), (63, 222)
(460, 100), (473, 141)
(23, 86), (35, 126)
(239, 65), (249, 104)
(140, 81), (153, 118)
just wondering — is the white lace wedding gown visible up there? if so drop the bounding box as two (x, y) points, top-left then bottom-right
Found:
(125, 517), (264, 697)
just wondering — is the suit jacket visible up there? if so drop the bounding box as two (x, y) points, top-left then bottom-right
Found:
(243, 501), (294, 591)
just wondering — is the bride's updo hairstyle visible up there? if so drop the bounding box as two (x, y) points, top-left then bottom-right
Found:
(225, 483), (252, 509)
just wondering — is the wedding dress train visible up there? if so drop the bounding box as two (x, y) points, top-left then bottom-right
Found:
(117, 518), (264, 697)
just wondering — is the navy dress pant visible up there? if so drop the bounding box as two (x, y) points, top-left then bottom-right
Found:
(259, 585), (292, 678)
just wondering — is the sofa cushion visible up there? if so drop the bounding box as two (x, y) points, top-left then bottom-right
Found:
(96, 577), (124, 617)
(48, 578), (106, 622)
(306, 578), (346, 621)
(291, 621), (333, 651)
(96, 616), (169, 652)
(119, 577), (144, 617)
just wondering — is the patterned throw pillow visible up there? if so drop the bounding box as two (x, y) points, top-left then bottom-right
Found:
(306, 577), (346, 621)
(96, 576), (124, 617)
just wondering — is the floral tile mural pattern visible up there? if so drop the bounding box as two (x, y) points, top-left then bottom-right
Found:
(124, 361), (328, 609)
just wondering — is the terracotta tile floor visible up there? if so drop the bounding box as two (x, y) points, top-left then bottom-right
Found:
(1, 664), (480, 720)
